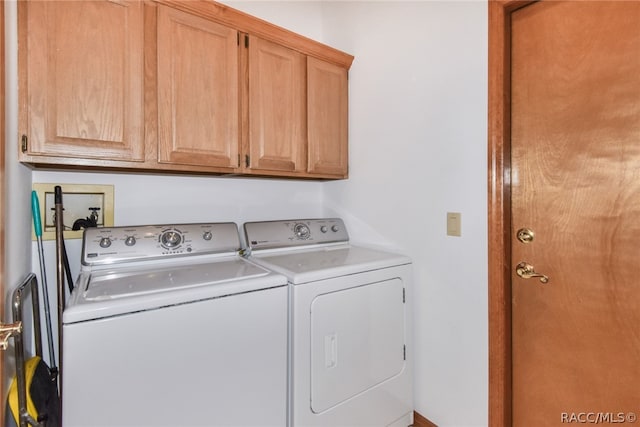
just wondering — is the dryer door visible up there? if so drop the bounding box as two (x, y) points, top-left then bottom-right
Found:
(310, 278), (406, 413)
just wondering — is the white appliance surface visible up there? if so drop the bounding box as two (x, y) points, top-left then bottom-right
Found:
(64, 255), (281, 323)
(250, 244), (410, 284)
(62, 223), (288, 427)
(310, 277), (406, 413)
(244, 219), (414, 427)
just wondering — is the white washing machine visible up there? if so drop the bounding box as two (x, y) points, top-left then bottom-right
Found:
(243, 219), (413, 427)
(62, 223), (288, 427)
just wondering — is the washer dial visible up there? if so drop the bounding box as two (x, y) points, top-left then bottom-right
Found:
(160, 230), (183, 249)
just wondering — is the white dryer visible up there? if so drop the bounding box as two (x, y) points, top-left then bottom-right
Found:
(243, 219), (413, 427)
(62, 223), (288, 427)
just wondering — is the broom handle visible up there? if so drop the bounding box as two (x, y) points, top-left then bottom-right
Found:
(54, 186), (65, 408)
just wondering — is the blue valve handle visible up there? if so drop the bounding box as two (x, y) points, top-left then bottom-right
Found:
(31, 190), (43, 237)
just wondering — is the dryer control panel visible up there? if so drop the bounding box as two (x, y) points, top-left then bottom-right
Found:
(244, 218), (349, 250)
(82, 222), (240, 266)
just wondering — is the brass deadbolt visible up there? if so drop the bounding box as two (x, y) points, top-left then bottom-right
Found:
(516, 228), (535, 243)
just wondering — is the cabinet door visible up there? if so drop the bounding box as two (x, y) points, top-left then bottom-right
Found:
(307, 57), (349, 177)
(157, 6), (239, 168)
(24, 1), (144, 161)
(248, 36), (306, 172)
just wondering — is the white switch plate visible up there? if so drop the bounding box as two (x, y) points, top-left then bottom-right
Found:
(447, 212), (461, 237)
(32, 183), (115, 240)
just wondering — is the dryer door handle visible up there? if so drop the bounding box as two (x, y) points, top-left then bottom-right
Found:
(324, 334), (338, 369)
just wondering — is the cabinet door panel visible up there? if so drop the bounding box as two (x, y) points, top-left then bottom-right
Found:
(307, 57), (348, 177)
(26, 1), (144, 161)
(248, 37), (305, 172)
(157, 6), (238, 168)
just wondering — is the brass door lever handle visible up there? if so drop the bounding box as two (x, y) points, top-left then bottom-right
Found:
(0, 322), (22, 350)
(516, 262), (549, 284)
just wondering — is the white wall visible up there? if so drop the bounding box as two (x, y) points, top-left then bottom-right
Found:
(4, 2), (32, 313)
(6, 2), (489, 426)
(223, 0), (325, 39)
(319, 2), (489, 426)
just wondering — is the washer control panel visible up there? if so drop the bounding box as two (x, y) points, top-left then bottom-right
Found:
(244, 218), (349, 250)
(82, 222), (240, 266)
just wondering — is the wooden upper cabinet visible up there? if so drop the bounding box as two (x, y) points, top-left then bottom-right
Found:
(247, 36), (306, 173)
(156, 5), (239, 169)
(21, 1), (145, 162)
(307, 57), (349, 177)
(19, 0), (353, 178)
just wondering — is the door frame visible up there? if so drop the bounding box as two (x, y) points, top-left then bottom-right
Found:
(487, 1), (535, 425)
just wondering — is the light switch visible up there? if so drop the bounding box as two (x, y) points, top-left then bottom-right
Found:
(447, 212), (461, 237)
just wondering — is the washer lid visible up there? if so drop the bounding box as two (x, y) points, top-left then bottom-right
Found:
(250, 245), (411, 284)
(64, 257), (286, 323)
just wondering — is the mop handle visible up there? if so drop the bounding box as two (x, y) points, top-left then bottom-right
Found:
(31, 191), (42, 237)
(31, 191), (58, 371)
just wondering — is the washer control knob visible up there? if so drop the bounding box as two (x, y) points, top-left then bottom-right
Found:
(161, 230), (182, 248)
(331, 225), (340, 232)
(99, 237), (112, 248)
(124, 236), (136, 246)
(320, 226), (328, 233)
(202, 231), (213, 241)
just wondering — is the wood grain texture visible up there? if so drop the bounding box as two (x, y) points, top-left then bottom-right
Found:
(510, 2), (640, 425)
(307, 57), (349, 177)
(156, 4), (238, 168)
(23, 0), (145, 161)
(248, 36), (306, 173)
(487, 1), (520, 425)
(144, 1), (160, 165)
(413, 411), (438, 427)
(155, 0), (354, 69)
(19, 0), (351, 180)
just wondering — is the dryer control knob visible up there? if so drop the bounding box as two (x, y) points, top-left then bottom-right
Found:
(320, 226), (328, 233)
(294, 223), (311, 240)
(331, 225), (340, 232)
(203, 231), (213, 241)
(124, 236), (136, 246)
(99, 237), (112, 248)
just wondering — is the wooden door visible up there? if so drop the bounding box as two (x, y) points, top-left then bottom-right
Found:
(509, 2), (640, 425)
(157, 5), (239, 169)
(307, 57), (348, 177)
(247, 36), (306, 173)
(21, 0), (144, 162)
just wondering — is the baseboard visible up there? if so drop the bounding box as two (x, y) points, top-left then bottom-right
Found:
(413, 411), (438, 427)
